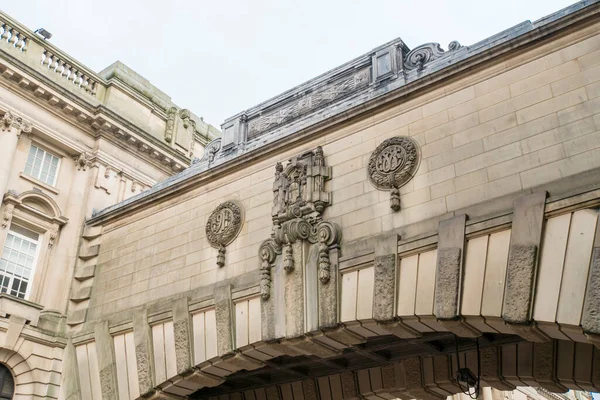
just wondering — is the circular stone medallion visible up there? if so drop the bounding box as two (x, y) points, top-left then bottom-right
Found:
(367, 136), (420, 190)
(205, 201), (244, 248)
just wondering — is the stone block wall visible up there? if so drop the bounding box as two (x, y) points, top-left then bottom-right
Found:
(86, 21), (600, 325)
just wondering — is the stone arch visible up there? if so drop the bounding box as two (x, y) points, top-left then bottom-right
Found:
(17, 190), (63, 219)
(0, 348), (36, 399)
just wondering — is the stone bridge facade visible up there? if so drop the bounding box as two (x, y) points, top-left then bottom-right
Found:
(64, 1), (600, 399)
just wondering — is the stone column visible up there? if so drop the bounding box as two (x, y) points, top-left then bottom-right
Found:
(0, 111), (31, 197)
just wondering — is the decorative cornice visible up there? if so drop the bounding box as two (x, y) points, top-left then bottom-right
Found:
(88, 0), (600, 224)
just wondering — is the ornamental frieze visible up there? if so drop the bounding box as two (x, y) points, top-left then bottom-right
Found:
(205, 200), (244, 267)
(367, 136), (420, 211)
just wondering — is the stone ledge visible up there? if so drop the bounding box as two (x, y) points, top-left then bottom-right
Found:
(0, 294), (43, 326)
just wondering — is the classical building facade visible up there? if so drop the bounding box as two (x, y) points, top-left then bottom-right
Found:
(2, 0), (600, 399)
(0, 9), (219, 399)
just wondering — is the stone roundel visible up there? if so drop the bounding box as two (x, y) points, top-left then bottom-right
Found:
(367, 136), (420, 191)
(205, 201), (244, 248)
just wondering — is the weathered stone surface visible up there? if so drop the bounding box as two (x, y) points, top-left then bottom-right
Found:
(373, 254), (396, 321)
(340, 371), (359, 400)
(502, 192), (546, 325)
(381, 364), (397, 390)
(265, 386), (280, 400)
(174, 319), (190, 373)
(285, 241), (305, 338)
(434, 247), (462, 320)
(135, 342), (152, 394)
(215, 286), (233, 356)
(172, 298), (192, 374)
(534, 342), (566, 392)
(582, 247), (600, 334)
(133, 310), (154, 394)
(302, 379), (318, 400)
(502, 244), (537, 324)
(319, 246), (340, 329)
(94, 322), (117, 400)
(100, 366), (116, 400)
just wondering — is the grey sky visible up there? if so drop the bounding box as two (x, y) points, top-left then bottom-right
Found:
(3, 0), (577, 128)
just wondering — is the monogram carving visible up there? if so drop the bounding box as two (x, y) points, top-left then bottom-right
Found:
(368, 136), (420, 211)
(206, 201), (244, 267)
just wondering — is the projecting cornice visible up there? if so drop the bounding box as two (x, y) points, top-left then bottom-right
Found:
(88, 0), (600, 225)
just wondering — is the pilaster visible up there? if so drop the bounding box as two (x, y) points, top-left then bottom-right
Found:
(94, 321), (118, 400)
(434, 214), (477, 337)
(133, 309), (155, 396)
(215, 285), (233, 356)
(502, 192), (548, 341)
(0, 111), (31, 198)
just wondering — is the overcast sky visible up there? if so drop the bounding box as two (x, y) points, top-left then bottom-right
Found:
(3, 0), (578, 128)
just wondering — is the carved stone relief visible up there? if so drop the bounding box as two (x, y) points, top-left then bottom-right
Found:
(165, 107), (177, 143)
(367, 136), (420, 211)
(1, 110), (32, 136)
(259, 147), (341, 300)
(247, 68), (370, 140)
(404, 41), (462, 72)
(75, 151), (94, 171)
(192, 138), (221, 167)
(206, 201), (244, 267)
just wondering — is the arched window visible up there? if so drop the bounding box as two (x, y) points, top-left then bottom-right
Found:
(0, 364), (14, 399)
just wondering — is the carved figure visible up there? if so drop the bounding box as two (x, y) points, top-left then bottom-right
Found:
(259, 146), (341, 300)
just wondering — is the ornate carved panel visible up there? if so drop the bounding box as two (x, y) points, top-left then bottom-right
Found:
(247, 68), (370, 140)
(205, 201), (244, 267)
(259, 147), (341, 300)
(367, 136), (420, 211)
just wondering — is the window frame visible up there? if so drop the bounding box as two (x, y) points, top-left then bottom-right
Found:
(23, 144), (62, 187)
(0, 224), (42, 300)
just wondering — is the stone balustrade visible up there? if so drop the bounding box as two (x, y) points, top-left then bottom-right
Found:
(40, 50), (98, 95)
(0, 22), (27, 52)
(0, 12), (101, 98)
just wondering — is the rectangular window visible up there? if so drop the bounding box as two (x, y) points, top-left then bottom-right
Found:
(23, 145), (60, 186)
(0, 224), (39, 299)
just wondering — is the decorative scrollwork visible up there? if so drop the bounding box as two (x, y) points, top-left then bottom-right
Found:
(404, 41), (462, 72)
(193, 138), (221, 166)
(259, 239), (281, 300)
(1, 111), (31, 136)
(308, 221), (342, 284)
(367, 136), (420, 211)
(165, 107), (177, 143)
(205, 201), (244, 267)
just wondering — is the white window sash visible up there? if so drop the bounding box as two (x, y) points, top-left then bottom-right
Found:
(24, 145), (61, 187)
(0, 228), (41, 300)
